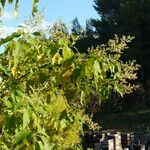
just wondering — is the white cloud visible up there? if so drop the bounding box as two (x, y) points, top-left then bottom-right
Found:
(0, 21), (53, 53)
(20, 20), (53, 31)
(0, 11), (14, 20)
(40, 21), (53, 29)
(0, 25), (17, 38)
(0, 21), (53, 38)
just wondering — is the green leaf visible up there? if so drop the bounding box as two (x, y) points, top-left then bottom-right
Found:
(32, 0), (39, 16)
(80, 90), (85, 105)
(60, 119), (67, 129)
(0, 142), (9, 150)
(1, 0), (6, 7)
(23, 110), (30, 128)
(4, 100), (13, 108)
(37, 141), (44, 150)
(49, 46), (58, 57)
(59, 110), (67, 120)
(39, 73), (48, 84)
(8, 0), (14, 3)
(41, 136), (51, 150)
(84, 65), (91, 78)
(4, 115), (22, 134)
(0, 32), (21, 46)
(94, 60), (101, 77)
(114, 84), (123, 97)
(32, 32), (41, 36)
(14, 0), (19, 18)
(13, 129), (31, 145)
(62, 47), (74, 60)
(71, 68), (81, 81)
(0, 65), (11, 77)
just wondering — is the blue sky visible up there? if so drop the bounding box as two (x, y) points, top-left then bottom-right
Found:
(1, 0), (99, 34)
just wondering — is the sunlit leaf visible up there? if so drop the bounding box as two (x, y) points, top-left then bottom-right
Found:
(13, 129), (31, 145)
(23, 110), (30, 128)
(0, 32), (21, 46)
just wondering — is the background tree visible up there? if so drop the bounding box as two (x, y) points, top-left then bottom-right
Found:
(71, 17), (83, 35)
(92, 0), (150, 90)
(71, 17), (100, 53)
(85, 19), (94, 37)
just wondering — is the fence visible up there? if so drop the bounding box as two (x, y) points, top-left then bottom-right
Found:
(83, 131), (150, 150)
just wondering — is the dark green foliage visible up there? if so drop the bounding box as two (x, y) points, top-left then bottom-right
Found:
(71, 17), (83, 35)
(92, 0), (150, 84)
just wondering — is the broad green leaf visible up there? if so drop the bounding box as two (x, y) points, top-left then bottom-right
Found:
(71, 68), (80, 81)
(13, 129), (31, 145)
(94, 60), (101, 77)
(59, 110), (67, 120)
(23, 110), (30, 128)
(37, 141), (44, 150)
(4, 100), (13, 108)
(4, 116), (17, 134)
(114, 84), (123, 97)
(0, 142), (9, 150)
(41, 136), (51, 150)
(39, 73), (48, 84)
(32, 32), (41, 36)
(84, 65), (91, 78)
(60, 119), (67, 130)
(62, 47), (74, 60)
(52, 52), (63, 64)
(0, 65), (11, 77)
(0, 32), (21, 46)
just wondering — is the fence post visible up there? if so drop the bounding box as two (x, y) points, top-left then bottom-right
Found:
(115, 132), (123, 150)
(108, 139), (115, 150)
